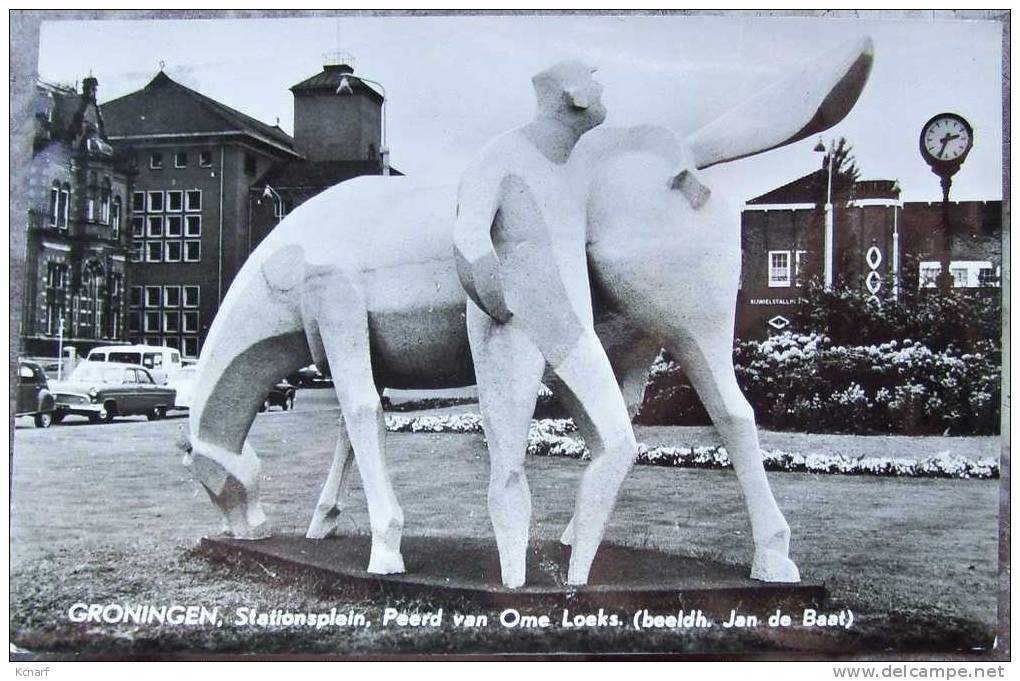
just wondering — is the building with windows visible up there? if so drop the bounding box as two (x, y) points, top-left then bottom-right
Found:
(248, 57), (400, 251)
(101, 59), (395, 358)
(737, 168), (1002, 338)
(20, 76), (132, 358)
(101, 71), (302, 358)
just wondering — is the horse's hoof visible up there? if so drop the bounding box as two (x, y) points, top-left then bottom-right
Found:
(750, 548), (801, 583)
(367, 545), (405, 575)
(305, 508), (341, 539)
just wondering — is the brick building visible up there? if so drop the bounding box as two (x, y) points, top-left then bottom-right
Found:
(248, 58), (399, 251)
(738, 168), (1002, 338)
(20, 77), (132, 358)
(101, 58), (395, 358)
(100, 71), (301, 358)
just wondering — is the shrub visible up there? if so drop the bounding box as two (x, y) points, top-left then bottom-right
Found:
(638, 282), (1002, 435)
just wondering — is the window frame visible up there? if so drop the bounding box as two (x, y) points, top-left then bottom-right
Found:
(147, 191), (164, 213)
(767, 250), (792, 288)
(149, 153), (164, 170)
(174, 152), (188, 169)
(184, 240), (201, 262)
(183, 286), (200, 308)
(185, 190), (202, 212)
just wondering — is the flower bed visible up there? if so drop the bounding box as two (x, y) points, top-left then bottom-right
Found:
(385, 414), (999, 480)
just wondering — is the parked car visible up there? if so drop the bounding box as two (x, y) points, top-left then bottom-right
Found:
(16, 360), (56, 428)
(287, 364), (328, 387)
(85, 345), (183, 385)
(259, 380), (296, 412)
(50, 361), (177, 424)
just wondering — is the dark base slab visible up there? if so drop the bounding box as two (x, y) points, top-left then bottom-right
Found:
(201, 534), (825, 612)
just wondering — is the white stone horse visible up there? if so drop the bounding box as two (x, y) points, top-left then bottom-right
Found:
(183, 37), (873, 586)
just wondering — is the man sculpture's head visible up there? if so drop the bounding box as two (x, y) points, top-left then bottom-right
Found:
(532, 60), (606, 134)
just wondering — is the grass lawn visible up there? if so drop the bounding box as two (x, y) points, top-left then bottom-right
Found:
(9, 402), (1002, 658)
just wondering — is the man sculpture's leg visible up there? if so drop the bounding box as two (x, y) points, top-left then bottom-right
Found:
(550, 330), (640, 586)
(468, 303), (547, 588)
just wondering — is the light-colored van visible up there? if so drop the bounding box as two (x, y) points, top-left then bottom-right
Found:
(85, 345), (183, 385)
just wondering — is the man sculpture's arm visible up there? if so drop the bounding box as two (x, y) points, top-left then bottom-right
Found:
(453, 160), (513, 323)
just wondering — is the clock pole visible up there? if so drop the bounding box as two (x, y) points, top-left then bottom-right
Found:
(939, 175), (952, 294)
(919, 113), (973, 295)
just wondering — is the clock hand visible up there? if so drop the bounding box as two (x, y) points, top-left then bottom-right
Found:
(939, 135), (950, 158)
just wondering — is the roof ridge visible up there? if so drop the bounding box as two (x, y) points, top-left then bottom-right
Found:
(103, 70), (293, 150)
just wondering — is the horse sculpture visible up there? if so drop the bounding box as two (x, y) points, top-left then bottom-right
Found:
(183, 37), (873, 586)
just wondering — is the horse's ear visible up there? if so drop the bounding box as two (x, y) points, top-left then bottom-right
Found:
(687, 36), (873, 170)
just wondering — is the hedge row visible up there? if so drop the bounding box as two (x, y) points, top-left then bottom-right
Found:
(384, 414), (998, 479)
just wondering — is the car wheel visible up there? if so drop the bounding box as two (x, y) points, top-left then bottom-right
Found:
(34, 412), (52, 428)
(101, 402), (116, 423)
(284, 394), (295, 411)
(259, 398), (270, 413)
(51, 410), (65, 425)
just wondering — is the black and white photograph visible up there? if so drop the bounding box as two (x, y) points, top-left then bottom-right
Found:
(8, 10), (1008, 664)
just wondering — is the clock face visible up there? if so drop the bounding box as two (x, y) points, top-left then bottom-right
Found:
(922, 115), (972, 162)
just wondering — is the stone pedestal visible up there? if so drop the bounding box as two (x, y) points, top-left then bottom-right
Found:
(200, 534), (823, 611)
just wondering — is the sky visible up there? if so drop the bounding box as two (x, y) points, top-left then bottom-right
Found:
(36, 13), (1004, 203)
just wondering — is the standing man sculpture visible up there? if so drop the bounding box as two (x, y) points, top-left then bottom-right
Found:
(454, 61), (638, 587)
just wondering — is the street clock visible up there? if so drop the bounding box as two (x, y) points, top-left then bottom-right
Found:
(919, 113), (974, 192)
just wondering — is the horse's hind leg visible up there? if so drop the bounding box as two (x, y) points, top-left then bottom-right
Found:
(306, 414), (354, 539)
(311, 282), (405, 574)
(672, 330), (800, 583)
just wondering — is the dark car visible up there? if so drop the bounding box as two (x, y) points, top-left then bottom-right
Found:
(50, 362), (177, 424)
(16, 360), (56, 428)
(259, 380), (296, 412)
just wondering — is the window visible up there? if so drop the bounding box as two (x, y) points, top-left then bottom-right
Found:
(183, 311), (199, 333)
(164, 285), (181, 307)
(917, 260), (994, 289)
(244, 153), (257, 176)
(185, 215), (201, 237)
(59, 184), (70, 228)
(167, 190), (183, 212)
(146, 216), (163, 238)
(145, 286), (161, 307)
(130, 286), (143, 308)
(185, 190), (202, 212)
(111, 197), (122, 236)
(86, 198), (95, 222)
(183, 286), (200, 308)
(165, 241), (182, 262)
(199, 151), (212, 167)
(950, 267), (968, 288)
(147, 191), (164, 212)
(793, 250), (807, 287)
(164, 336), (182, 351)
(150, 153), (163, 170)
(132, 191), (146, 212)
(166, 215), (183, 237)
(768, 251), (792, 287)
(100, 179), (111, 224)
(183, 337), (199, 358)
(174, 152), (187, 168)
(49, 183), (59, 226)
(164, 311), (181, 333)
(131, 217), (145, 238)
(145, 311), (161, 332)
(978, 267), (1000, 287)
(44, 262), (68, 336)
(128, 312), (141, 333)
(184, 240), (201, 262)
